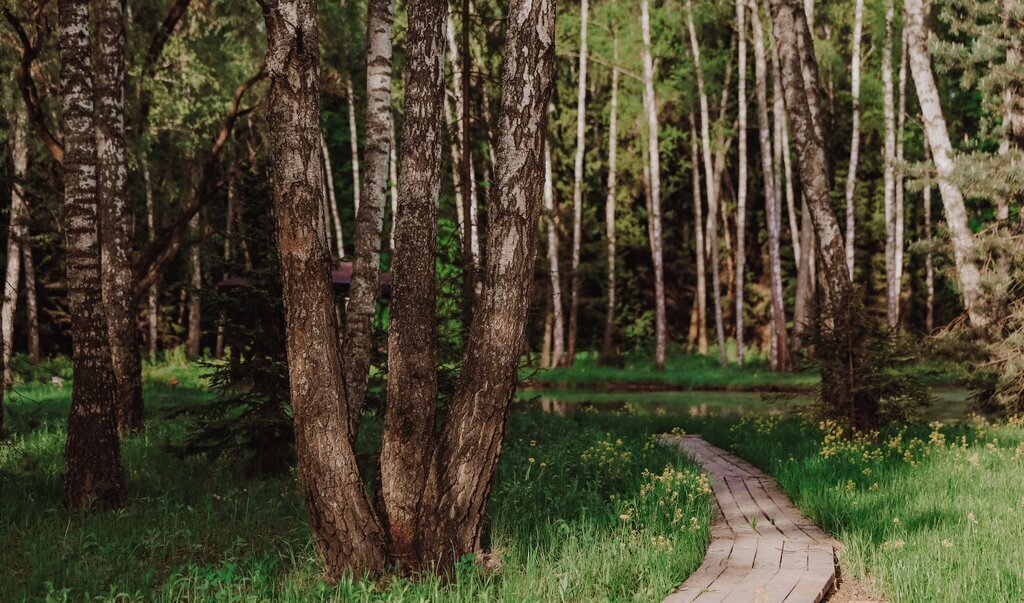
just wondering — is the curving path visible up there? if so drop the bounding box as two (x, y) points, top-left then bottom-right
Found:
(663, 435), (837, 603)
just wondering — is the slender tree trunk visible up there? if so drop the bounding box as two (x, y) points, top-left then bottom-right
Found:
(186, 212), (201, 357)
(378, 0), (447, 566)
(22, 244), (39, 362)
(545, 132), (566, 367)
(845, 0), (864, 278)
(2, 105), (29, 392)
(262, 0), (386, 577)
(782, 106), (800, 261)
(417, 0), (554, 569)
(688, 1), (727, 365)
(690, 114), (708, 354)
(344, 75), (362, 216)
(883, 0), (898, 328)
(321, 131), (344, 256)
(600, 36), (619, 365)
(142, 147), (159, 356)
(567, 0), (589, 366)
(95, 0), (143, 431)
(215, 166), (237, 359)
(792, 194), (814, 350)
(750, 0), (790, 370)
(736, 0), (748, 365)
(389, 114), (399, 254)
(895, 25), (908, 315)
(59, 0), (126, 509)
(341, 0), (394, 438)
(924, 142), (934, 332)
(641, 0), (667, 370)
(904, 0), (988, 327)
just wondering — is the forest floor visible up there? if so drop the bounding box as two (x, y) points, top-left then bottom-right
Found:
(2, 356), (1020, 601)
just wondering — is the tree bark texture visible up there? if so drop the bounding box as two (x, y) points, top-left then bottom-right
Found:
(59, 0), (126, 510)
(735, 0), (748, 365)
(544, 136), (566, 367)
(2, 105), (29, 392)
(690, 114), (708, 355)
(883, 0), (898, 327)
(844, 0), (864, 278)
(567, 0), (588, 366)
(262, 0), (386, 577)
(600, 36), (619, 365)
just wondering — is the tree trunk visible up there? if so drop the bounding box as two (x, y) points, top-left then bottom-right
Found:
(95, 0), (143, 431)
(262, 0), (386, 577)
(904, 0), (988, 327)
(142, 146), (159, 356)
(417, 0), (554, 569)
(690, 114), (708, 355)
(750, 0), (790, 370)
(735, 0), (748, 365)
(378, 0), (447, 566)
(2, 104), (29, 392)
(567, 0), (589, 366)
(545, 135), (566, 367)
(344, 75), (362, 216)
(22, 243), (39, 362)
(641, 0), (667, 370)
(341, 0), (394, 436)
(321, 131), (344, 256)
(924, 142), (934, 332)
(186, 212), (201, 358)
(59, 0), (126, 509)
(688, 0), (728, 365)
(883, 0), (898, 328)
(215, 166), (237, 359)
(844, 0), (864, 278)
(895, 24), (908, 316)
(600, 36), (619, 365)
(389, 114), (399, 254)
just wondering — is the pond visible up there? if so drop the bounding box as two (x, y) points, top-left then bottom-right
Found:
(517, 388), (975, 422)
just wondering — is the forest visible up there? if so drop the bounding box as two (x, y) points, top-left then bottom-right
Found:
(0, 0), (1022, 600)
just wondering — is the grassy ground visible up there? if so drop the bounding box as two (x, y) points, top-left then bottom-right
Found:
(674, 413), (1024, 602)
(525, 350), (820, 391)
(0, 362), (713, 602)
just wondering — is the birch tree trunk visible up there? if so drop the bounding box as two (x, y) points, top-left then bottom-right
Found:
(389, 114), (399, 253)
(262, 0), (386, 577)
(924, 142), (935, 332)
(688, 0), (728, 365)
(545, 130), (566, 367)
(844, 0), (864, 278)
(59, 0), (126, 509)
(22, 244), (39, 362)
(567, 0), (589, 366)
(95, 0), (143, 431)
(904, 0), (988, 327)
(341, 0), (394, 434)
(417, 0), (554, 569)
(2, 105), (29, 392)
(750, 0), (790, 371)
(142, 147), (159, 356)
(600, 36), (619, 365)
(378, 0), (447, 566)
(735, 0), (748, 364)
(690, 114), (708, 355)
(321, 131), (344, 256)
(186, 212), (201, 357)
(641, 0), (667, 370)
(215, 166), (236, 359)
(883, 0), (898, 328)
(345, 75), (362, 215)
(895, 25), (908, 313)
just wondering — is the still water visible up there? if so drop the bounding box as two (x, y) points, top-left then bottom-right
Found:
(517, 388), (974, 422)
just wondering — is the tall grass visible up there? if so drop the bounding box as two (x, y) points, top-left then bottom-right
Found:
(0, 367), (712, 602)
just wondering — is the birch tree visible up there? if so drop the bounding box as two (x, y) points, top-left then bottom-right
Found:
(687, 0), (727, 365)
(904, 0), (988, 327)
(844, 0), (864, 278)
(545, 129), (566, 367)
(735, 0), (748, 364)
(600, 34), (619, 364)
(689, 113), (708, 354)
(59, 0), (126, 509)
(883, 0), (898, 327)
(641, 0), (667, 369)
(567, 0), (589, 365)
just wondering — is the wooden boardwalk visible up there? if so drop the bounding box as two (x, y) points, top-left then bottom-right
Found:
(664, 436), (837, 603)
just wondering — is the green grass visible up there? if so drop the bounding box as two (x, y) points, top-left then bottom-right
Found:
(525, 350), (820, 391)
(0, 364), (713, 602)
(675, 413), (1024, 601)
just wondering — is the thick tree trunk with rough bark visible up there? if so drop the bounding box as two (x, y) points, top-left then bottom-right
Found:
(59, 0), (126, 510)
(416, 0), (554, 570)
(641, 0), (667, 370)
(378, 0), (447, 566)
(544, 137), (566, 367)
(750, 0), (789, 371)
(567, 0), (588, 366)
(690, 114), (708, 354)
(95, 0), (143, 431)
(688, 0), (728, 365)
(262, 0), (386, 578)
(904, 0), (988, 327)
(736, 0), (748, 365)
(883, 0), (898, 328)
(600, 37), (619, 365)
(341, 0), (394, 437)
(845, 0), (863, 278)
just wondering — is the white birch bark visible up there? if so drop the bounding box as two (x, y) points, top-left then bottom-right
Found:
(845, 0), (864, 278)
(641, 0), (667, 370)
(567, 0), (588, 364)
(601, 35), (619, 363)
(883, 0), (898, 328)
(544, 133), (565, 366)
(344, 75), (362, 216)
(736, 0), (748, 364)
(2, 105), (29, 388)
(690, 114), (708, 355)
(321, 131), (344, 256)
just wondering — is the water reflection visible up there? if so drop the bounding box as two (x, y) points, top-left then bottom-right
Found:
(518, 388), (974, 422)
